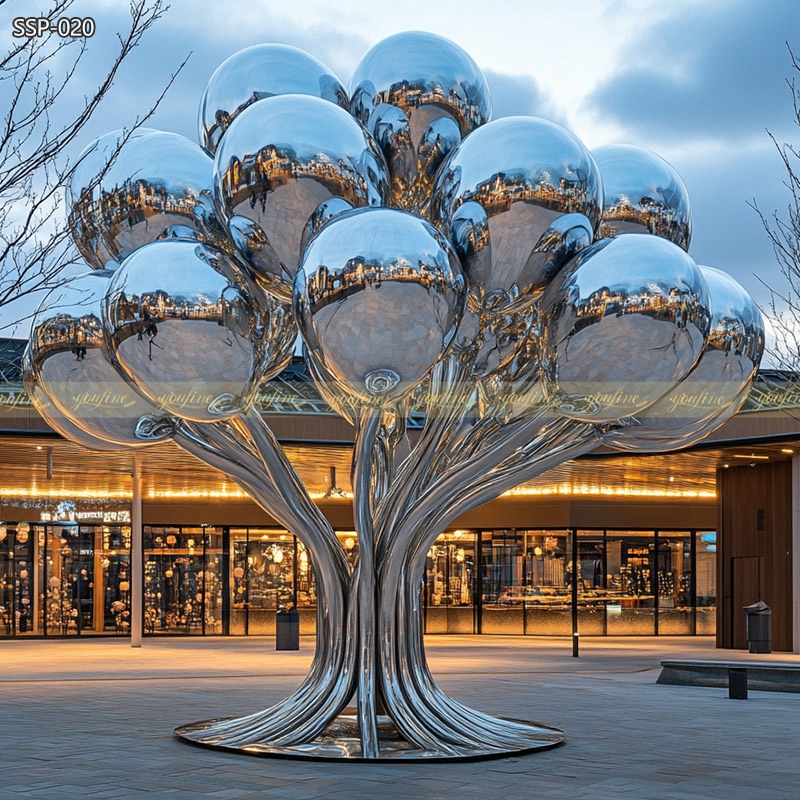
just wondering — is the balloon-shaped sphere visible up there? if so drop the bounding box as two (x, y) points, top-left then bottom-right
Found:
(104, 240), (296, 423)
(24, 271), (173, 447)
(604, 265), (764, 452)
(592, 143), (692, 251)
(350, 31), (491, 213)
(67, 128), (156, 269)
(540, 234), (711, 422)
(430, 116), (602, 310)
(22, 349), (127, 452)
(214, 94), (390, 299)
(198, 44), (349, 155)
(68, 129), (214, 267)
(294, 207), (466, 404)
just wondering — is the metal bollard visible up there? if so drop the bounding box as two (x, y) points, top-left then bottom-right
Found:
(728, 667), (748, 700)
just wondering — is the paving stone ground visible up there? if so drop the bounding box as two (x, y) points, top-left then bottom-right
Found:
(1, 635), (799, 799)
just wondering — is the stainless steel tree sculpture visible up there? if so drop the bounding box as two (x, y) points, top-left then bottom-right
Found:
(24, 32), (764, 760)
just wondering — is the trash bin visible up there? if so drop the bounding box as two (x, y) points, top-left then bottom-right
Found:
(276, 605), (299, 651)
(743, 600), (771, 654)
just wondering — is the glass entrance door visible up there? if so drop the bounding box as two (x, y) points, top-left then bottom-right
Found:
(424, 530), (476, 634)
(0, 524), (37, 635)
(230, 529), (299, 635)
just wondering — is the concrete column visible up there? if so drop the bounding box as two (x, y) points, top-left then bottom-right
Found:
(792, 455), (800, 654)
(131, 455), (143, 648)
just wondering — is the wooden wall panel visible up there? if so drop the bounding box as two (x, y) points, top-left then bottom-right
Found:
(717, 461), (793, 651)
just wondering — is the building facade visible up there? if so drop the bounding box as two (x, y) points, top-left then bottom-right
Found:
(1, 339), (799, 649)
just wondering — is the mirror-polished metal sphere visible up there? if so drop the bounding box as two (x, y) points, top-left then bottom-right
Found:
(68, 128), (154, 269)
(350, 31), (491, 213)
(294, 207), (465, 404)
(22, 349), (126, 451)
(24, 271), (173, 446)
(198, 43), (349, 155)
(104, 239), (296, 422)
(68, 129), (214, 267)
(430, 116), (602, 310)
(214, 94), (390, 299)
(540, 234), (710, 422)
(604, 265), (764, 451)
(592, 143), (692, 250)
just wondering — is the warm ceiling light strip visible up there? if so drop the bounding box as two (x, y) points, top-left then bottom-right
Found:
(503, 485), (716, 499)
(732, 454), (770, 460)
(0, 488), (131, 499)
(146, 488), (249, 499)
(2, 485), (718, 502)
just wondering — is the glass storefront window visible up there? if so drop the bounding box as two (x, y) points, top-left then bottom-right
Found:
(0, 522), (717, 639)
(45, 525), (84, 635)
(0, 525), (13, 635)
(144, 526), (223, 635)
(519, 531), (571, 635)
(695, 531), (717, 634)
(576, 531), (607, 635)
(1, 524), (39, 635)
(605, 531), (655, 635)
(480, 529), (573, 635)
(41, 523), (131, 635)
(424, 530), (476, 634)
(228, 528), (316, 636)
(203, 529), (224, 635)
(101, 525), (133, 634)
(656, 532), (693, 634)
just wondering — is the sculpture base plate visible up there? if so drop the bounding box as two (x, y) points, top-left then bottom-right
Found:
(174, 709), (564, 762)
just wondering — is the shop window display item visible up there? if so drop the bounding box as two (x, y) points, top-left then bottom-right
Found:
(24, 32), (764, 761)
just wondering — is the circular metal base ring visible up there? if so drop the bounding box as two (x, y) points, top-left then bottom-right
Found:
(174, 710), (565, 763)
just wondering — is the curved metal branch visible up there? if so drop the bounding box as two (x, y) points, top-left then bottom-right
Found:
(173, 414), (355, 747)
(375, 353), (475, 556)
(377, 417), (600, 751)
(352, 408), (382, 758)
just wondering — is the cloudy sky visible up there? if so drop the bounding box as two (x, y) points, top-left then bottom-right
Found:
(1, 0), (798, 340)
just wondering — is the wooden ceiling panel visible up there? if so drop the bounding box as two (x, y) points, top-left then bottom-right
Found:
(0, 432), (795, 509)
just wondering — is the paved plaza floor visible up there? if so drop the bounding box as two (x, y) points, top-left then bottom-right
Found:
(1, 634), (799, 799)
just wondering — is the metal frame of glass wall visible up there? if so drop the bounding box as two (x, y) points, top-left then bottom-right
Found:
(0, 521), (132, 636)
(1, 523), (716, 638)
(143, 525), (225, 635)
(142, 525), (352, 637)
(425, 527), (716, 636)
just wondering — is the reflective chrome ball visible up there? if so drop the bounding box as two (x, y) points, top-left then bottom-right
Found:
(430, 116), (602, 310)
(24, 271), (173, 446)
(104, 239), (296, 422)
(605, 265), (764, 451)
(68, 129), (214, 267)
(540, 234), (710, 422)
(350, 31), (491, 213)
(198, 43), (349, 155)
(294, 207), (465, 404)
(67, 129), (153, 269)
(592, 143), (692, 250)
(214, 94), (390, 298)
(22, 349), (126, 451)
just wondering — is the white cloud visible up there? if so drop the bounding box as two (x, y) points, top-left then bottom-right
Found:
(3, 0), (797, 345)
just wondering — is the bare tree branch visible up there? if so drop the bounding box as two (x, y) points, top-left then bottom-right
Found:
(750, 43), (800, 374)
(0, 0), (188, 321)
